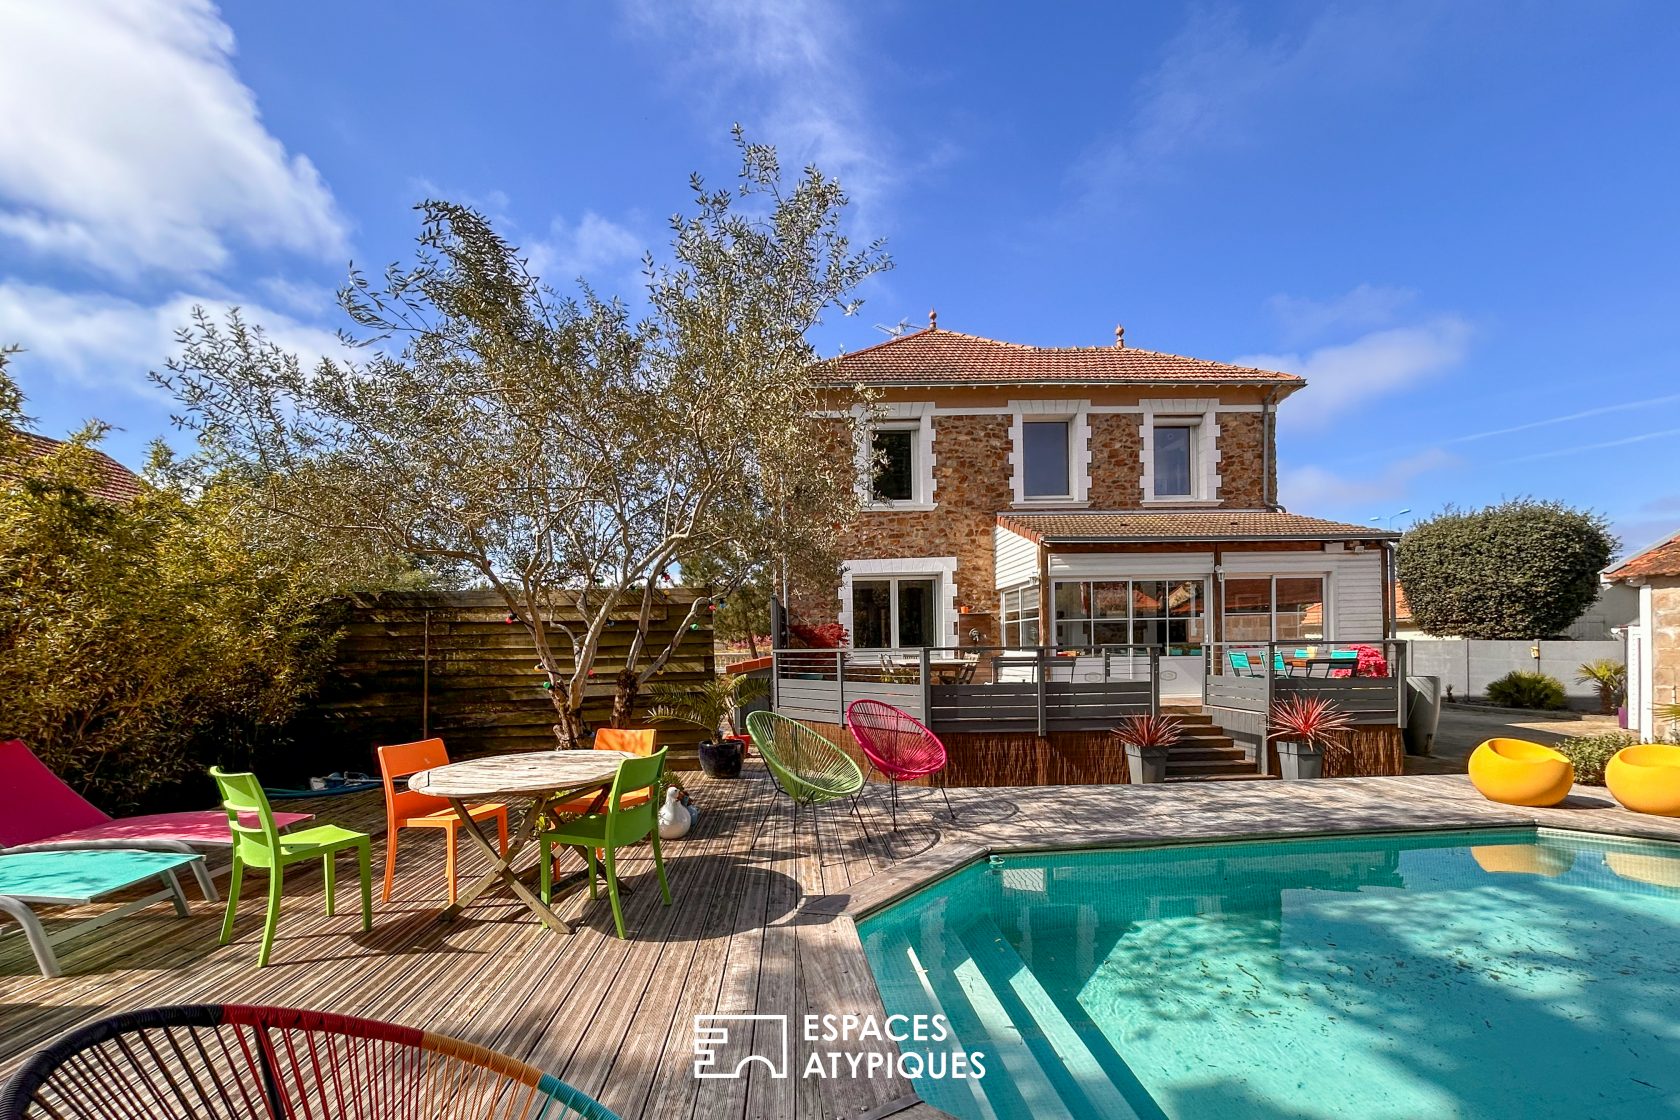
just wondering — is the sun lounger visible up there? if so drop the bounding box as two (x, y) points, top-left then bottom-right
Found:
(0, 848), (203, 976)
(0, 740), (314, 902)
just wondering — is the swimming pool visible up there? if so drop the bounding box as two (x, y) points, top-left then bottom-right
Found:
(857, 828), (1680, 1119)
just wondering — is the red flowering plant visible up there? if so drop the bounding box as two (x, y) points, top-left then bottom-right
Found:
(789, 621), (848, 649)
(1113, 713), (1185, 749)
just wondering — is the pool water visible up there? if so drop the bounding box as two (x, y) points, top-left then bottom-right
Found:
(857, 828), (1680, 1120)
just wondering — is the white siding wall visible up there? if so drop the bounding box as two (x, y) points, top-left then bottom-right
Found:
(1048, 551), (1216, 579)
(1222, 548), (1386, 639)
(994, 526), (1040, 589)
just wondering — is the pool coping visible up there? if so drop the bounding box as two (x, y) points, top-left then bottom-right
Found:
(803, 773), (1680, 1120)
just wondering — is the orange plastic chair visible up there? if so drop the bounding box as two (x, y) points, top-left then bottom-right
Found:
(376, 738), (508, 905)
(548, 729), (658, 815)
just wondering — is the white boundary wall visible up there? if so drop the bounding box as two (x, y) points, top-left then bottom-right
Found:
(1407, 639), (1623, 705)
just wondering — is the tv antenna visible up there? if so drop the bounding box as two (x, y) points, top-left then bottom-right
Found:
(873, 317), (913, 338)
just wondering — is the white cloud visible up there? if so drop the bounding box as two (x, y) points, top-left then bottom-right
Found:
(526, 212), (646, 288)
(1239, 316), (1472, 430)
(622, 0), (896, 217)
(0, 281), (349, 396)
(1280, 448), (1458, 512)
(1071, 5), (1437, 200)
(0, 0), (347, 280)
(1266, 285), (1417, 345)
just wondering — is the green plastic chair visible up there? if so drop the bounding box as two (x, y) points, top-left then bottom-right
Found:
(537, 748), (671, 939)
(745, 712), (865, 862)
(209, 768), (373, 967)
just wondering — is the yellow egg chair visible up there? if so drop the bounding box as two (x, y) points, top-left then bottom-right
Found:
(1467, 738), (1574, 807)
(1605, 745), (1680, 816)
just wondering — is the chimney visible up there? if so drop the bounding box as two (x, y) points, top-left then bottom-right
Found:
(1114, 324), (1125, 348)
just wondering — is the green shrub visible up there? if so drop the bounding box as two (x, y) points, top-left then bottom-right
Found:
(1484, 670), (1568, 711)
(1, 355), (343, 812)
(1553, 732), (1640, 786)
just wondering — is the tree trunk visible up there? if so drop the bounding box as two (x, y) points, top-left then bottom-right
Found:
(549, 691), (588, 749)
(610, 669), (639, 729)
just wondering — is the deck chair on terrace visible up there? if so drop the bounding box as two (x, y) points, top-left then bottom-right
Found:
(0, 848), (203, 976)
(0, 739), (314, 903)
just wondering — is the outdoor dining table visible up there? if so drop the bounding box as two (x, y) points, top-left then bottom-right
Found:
(1284, 655), (1346, 677)
(407, 749), (634, 933)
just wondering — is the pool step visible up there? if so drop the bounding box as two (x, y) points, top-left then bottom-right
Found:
(952, 918), (1151, 1119)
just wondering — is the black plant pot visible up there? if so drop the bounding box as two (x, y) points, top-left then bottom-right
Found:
(698, 737), (745, 779)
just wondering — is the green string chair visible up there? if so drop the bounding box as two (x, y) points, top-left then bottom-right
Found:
(745, 711), (865, 861)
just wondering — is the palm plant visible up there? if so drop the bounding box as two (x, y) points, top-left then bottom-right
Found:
(1576, 659), (1627, 715)
(1113, 713), (1184, 748)
(1269, 695), (1355, 748)
(644, 673), (770, 740)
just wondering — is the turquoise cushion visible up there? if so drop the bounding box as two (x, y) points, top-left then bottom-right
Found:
(0, 849), (199, 904)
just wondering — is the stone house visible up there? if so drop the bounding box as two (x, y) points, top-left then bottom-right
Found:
(797, 317), (1398, 699)
(1606, 530), (1680, 740)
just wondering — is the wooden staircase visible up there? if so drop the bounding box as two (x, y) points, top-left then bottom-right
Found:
(1158, 705), (1274, 782)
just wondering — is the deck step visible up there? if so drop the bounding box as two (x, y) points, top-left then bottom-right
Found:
(1167, 771), (1280, 782)
(1167, 746), (1247, 763)
(1166, 759), (1258, 777)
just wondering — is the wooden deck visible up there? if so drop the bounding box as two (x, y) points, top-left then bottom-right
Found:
(8, 767), (1680, 1118)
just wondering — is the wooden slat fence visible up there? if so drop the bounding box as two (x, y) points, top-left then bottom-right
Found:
(302, 589), (714, 769)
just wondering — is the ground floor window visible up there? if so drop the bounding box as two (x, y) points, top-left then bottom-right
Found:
(1222, 576), (1326, 642)
(1051, 579), (1205, 652)
(852, 576), (938, 648)
(999, 585), (1041, 646)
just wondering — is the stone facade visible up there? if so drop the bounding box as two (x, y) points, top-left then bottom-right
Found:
(791, 393), (1281, 641)
(1213, 411), (1274, 508)
(1653, 582), (1680, 730)
(1088, 413), (1145, 506)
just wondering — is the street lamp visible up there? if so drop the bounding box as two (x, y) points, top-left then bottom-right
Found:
(1368, 508), (1412, 531)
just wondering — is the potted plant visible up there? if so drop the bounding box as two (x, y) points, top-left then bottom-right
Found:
(1269, 695), (1354, 780)
(1577, 659), (1627, 717)
(644, 673), (770, 778)
(1114, 713), (1184, 785)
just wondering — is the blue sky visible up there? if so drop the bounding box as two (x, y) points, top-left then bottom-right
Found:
(2, 1), (1678, 555)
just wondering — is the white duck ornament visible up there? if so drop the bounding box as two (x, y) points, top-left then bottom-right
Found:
(658, 787), (694, 839)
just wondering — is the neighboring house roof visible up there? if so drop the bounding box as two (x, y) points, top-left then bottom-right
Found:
(1605, 529), (1680, 581)
(8, 431), (144, 504)
(1393, 582), (1414, 623)
(817, 325), (1306, 388)
(996, 510), (1397, 544)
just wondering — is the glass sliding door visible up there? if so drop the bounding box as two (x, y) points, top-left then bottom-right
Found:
(1051, 578), (1208, 654)
(1220, 576), (1327, 643)
(850, 575), (942, 648)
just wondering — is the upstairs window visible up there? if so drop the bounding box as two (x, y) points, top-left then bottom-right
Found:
(871, 427), (916, 503)
(1152, 422), (1196, 498)
(1022, 420), (1072, 498)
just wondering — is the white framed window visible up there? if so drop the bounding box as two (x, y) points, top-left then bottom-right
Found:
(1142, 398), (1221, 503)
(1051, 579), (1207, 653)
(1009, 401), (1090, 506)
(999, 585), (1042, 646)
(1222, 576), (1327, 642)
(1151, 419), (1197, 498)
(839, 556), (958, 648)
(856, 405), (936, 510)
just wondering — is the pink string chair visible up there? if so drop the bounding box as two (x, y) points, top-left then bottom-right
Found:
(843, 699), (955, 831)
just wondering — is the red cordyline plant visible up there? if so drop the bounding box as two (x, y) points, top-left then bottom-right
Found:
(1113, 713), (1184, 748)
(1269, 696), (1354, 747)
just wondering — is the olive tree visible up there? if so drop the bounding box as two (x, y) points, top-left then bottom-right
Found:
(1396, 499), (1617, 639)
(159, 134), (887, 745)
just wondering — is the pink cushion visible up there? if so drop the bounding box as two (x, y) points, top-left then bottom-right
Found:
(0, 739), (310, 847)
(35, 810), (313, 846)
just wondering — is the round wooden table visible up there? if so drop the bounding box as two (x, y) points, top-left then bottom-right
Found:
(409, 750), (634, 933)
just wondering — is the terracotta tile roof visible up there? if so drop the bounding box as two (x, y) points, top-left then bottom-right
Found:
(996, 509), (1397, 543)
(1606, 529), (1680, 580)
(817, 326), (1305, 387)
(9, 431), (144, 504)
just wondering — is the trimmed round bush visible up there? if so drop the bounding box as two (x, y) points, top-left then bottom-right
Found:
(1484, 670), (1568, 711)
(1555, 732), (1641, 786)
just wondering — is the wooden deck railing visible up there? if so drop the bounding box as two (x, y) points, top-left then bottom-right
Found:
(1202, 640), (1409, 727)
(770, 645), (1159, 734)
